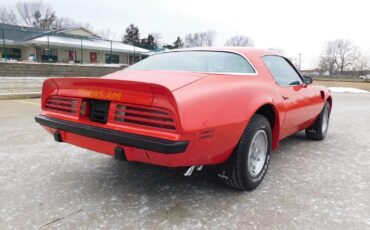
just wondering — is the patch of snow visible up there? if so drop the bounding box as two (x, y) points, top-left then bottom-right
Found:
(328, 87), (369, 94)
(0, 76), (52, 79)
(0, 60), (127, 68)
(27, 35), (150, 54)
(0, 92), (40, 95)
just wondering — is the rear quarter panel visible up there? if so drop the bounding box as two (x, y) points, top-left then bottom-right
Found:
(173, 73), (283, 163)
(306, 85), (333, 126)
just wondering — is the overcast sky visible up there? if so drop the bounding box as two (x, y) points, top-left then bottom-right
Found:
(2, 0), (370, 68)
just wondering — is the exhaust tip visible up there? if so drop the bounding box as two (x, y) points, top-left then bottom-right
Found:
(54, 131), (63, 142)
(114, 146), (127, 161)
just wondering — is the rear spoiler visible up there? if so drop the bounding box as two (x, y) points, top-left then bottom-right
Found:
(42, 77), (174, 107)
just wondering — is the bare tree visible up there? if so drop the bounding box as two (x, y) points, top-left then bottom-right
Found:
(352, 51), (370, 75)
(225, 35), (254, 47)
(15, 1), (56, 29)
(318, 39), (358, 75)
(82, 22), (94, 32)
(334, 39), (357, 74)
(152, 33), (163, 46)
(318, 41), (338, 75)
(53, 17), (81, 30)
(96, 28), (118, 40)
(184, 30), (216, 47)
(0, 6), (18, 24)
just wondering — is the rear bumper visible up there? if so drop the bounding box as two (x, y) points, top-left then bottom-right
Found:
(34, 115), (188, 154)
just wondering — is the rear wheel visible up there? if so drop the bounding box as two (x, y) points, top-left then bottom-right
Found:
(219, 114), (272, 191)
(305, 101), (331, 140)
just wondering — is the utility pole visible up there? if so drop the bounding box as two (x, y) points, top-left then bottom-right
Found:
(298, 53), (302, 70)
(80, 36), (83, 64)
(133, 44), (136, 64)
(2, 29), (7, 60)
(47, 34), (50, 62)
(110, 40), (113, 64)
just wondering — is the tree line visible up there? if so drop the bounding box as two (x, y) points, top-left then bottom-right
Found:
(0, 1), (253, 49)
(122, 25), (253, 51)
(318, 39), (368, 75)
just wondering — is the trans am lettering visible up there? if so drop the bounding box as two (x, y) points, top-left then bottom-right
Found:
(77, 89), (122, 101)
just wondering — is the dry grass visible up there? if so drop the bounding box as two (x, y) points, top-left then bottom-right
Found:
(314, 80), (370, 91)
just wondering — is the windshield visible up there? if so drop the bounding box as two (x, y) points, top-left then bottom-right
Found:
(126, 51), (256, 74)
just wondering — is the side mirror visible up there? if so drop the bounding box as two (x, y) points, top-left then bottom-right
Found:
(302, 75), (313, 85)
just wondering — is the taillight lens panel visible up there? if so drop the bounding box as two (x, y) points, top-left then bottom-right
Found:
(44, 97), (178, 132)
(112, 103), (177, 132)
(44, 96), (80, 116)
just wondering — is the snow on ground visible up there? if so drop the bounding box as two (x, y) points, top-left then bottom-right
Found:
(328, 87), (369, 94)
(30, 35), (150, 54)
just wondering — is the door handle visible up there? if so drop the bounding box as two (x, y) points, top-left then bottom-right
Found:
(282, 96), (289, 100)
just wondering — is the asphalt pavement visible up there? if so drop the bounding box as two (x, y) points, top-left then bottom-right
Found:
(0, 93), (369, 229)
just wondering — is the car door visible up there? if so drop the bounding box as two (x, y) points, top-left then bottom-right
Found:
(262, 55), (317, 139)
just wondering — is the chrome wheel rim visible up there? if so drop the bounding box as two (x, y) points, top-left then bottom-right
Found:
(247, 130), (268, 177)
(322, 107), (329, 133)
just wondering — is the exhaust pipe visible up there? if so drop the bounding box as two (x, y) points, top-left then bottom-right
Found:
(184, 165), (203, 176)
(54, 131), (63, 142)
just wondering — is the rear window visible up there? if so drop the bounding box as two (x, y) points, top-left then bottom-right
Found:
(126, 51), (256, 74)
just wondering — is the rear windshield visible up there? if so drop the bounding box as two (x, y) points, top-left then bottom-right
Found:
(126, 51), (256, 74)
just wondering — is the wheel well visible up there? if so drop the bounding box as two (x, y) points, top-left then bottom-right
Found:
(327, 96), (333, 110)
(255, 104), (279, 149)
(255, 104), (275, 129)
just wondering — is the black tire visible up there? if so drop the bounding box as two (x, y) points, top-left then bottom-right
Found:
(219, 114), (272, 191)
(305, 101), (331, 141)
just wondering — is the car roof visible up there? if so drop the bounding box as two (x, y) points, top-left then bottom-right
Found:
(166, 47), (279, 58)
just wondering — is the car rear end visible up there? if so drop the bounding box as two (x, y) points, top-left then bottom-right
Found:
(35, 77), (200, 167)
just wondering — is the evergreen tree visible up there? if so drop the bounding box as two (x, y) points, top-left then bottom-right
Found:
(173, 37), (184, 48)
(122, 24), (140, 45)
(164, 36), (184, 49)
(140, 34), (156, 50)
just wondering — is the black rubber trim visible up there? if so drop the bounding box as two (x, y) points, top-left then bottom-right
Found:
(35, 115), (188, 154)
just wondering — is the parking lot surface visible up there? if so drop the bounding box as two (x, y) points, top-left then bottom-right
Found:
(0, 93), (369, 229)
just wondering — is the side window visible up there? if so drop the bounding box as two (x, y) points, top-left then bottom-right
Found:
(262, 56), (303, 86)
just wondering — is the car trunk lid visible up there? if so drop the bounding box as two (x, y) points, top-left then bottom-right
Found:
(102, 70), (208, 92)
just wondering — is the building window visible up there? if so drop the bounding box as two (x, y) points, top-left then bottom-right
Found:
(1, 48), (21, 60)
(41, 48), (58, 62)
(105, 54), (120, 64)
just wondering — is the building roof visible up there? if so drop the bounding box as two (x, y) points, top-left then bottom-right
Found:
(0, 23), (48, 43)
(25, 35), (150, 54)
(55, 27), (101, 38)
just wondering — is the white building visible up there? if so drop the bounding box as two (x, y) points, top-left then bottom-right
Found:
(0, 23), (150, 65)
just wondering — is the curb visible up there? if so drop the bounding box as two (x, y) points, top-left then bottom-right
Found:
(0, 92), (41, 100)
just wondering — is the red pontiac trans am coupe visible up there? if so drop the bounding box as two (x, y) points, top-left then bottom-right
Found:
(35, 48), (332, 190)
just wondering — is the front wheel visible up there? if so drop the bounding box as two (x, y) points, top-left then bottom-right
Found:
(305, 101), (331, 140)
(219, 114), (272, 191)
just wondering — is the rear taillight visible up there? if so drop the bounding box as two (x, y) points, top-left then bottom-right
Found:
(44, 96), (80, 116)
(112, 103), (177, 132)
